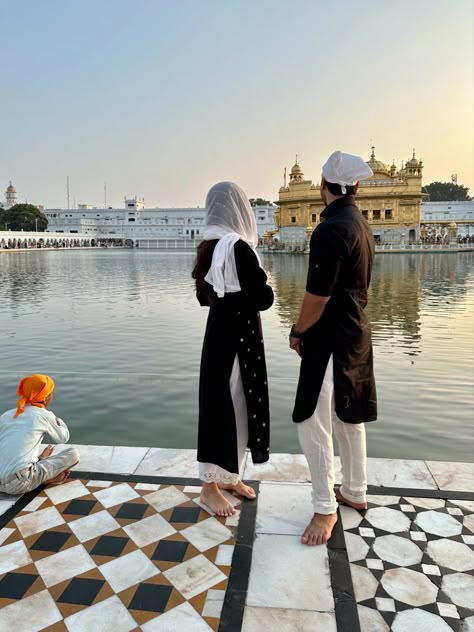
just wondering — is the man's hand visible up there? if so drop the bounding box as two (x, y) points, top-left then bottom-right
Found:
(289, 335), (303, 358)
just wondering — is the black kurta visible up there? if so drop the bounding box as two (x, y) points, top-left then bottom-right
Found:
(293, 196), (377, 424)
(197, 240), (274, 474)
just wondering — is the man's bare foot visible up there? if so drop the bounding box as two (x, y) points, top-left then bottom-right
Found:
(200, 483), (236, 517)
(46, 469), (70, 485)
(301, 512), (338, 546)
(334, 486), (367, 510)
(39, 445), (54, 460)
(218, 480), (256, 499)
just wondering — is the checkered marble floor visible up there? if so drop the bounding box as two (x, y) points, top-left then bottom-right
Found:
(0, 474), (255, 632)
(339, 491), (474, 631)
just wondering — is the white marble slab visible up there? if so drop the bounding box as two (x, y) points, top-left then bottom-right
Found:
(181, 517), (233, 552)
(134, 448), (197, 477)
(35, 544), (95, 587)
(14, 505), (65, 538)
(392, 609), (452, 632)
(202, 589), (225, 619)
(64, 594), (137, 632)
(68, 509), (121, 543)
(365, 507), (411, 533)
(255, 482), (313, 535)
(0, 540), (32, 574)
(243, 453), (314, 482)
(441, 572), (474, 609)
(427, 538), (474, 572)
(143, 486), (190, 512)
(44, 479), (89, 505)
(215, 544), (234, 566)
(366, 458), (437, 489)
(350, 564), (379, 601)
(381, 568), (438, 606)
(373, 534), (422, 566)
(0, 589), (62, 632)
(345, 532), (369, 562)
(242, 607), (337, 632)
(141, 601), (214, 632)
(247, 533), (333, 611)
(93, 482), (139, 508)
(123, 512), (176, 547)
(414, 510), (462, 537)
(22, 496), (47, 512)
(163, 554), (227, 600)
(99, 549), (159, 593)
(56, 444), (149, 475)
(426, 460), (474, 492)
(0, 527), (14, 546)
(357, 605), (390, 632)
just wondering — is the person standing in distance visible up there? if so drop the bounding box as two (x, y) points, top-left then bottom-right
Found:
(289, 151), (377, 546)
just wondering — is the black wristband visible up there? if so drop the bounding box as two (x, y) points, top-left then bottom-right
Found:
(290, 324), (304, 338)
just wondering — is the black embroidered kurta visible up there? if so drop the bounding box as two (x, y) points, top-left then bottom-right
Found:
(293, 196), (377, 425)
(197, 240), (274, 474)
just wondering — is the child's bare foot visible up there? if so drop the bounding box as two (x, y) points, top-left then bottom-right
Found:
(218, 480), (256, 499)
(301, 512), (338, 546)
(39, 445), (54, 460)
(46, 470), (70, 485)
(200, 483), (236, 517)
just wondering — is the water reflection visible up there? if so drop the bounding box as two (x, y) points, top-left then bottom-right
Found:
(266, 252), (474, 358)
(0, 250), (472, 461)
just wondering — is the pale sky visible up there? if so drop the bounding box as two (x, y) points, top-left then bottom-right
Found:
(1, 0), (473, 209)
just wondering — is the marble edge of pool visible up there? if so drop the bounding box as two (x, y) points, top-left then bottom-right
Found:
(0, 445), (472, 516)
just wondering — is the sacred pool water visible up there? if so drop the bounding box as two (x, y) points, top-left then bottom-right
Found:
(0, 250), (472, 462)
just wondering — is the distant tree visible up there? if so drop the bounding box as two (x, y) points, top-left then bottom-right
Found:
(1, 204), (48, 231)
(423, 182), (472, 201)
(249, 197), (273, 207)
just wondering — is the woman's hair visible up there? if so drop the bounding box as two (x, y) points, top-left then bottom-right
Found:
(192, 240), (218, 303)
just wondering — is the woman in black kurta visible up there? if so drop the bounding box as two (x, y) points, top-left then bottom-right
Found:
(193, 182), (273, 516)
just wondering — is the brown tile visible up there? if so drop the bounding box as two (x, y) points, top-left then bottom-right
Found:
(212, 578), (229, 591)
(204, 616), (220, 632)
(23, 572), (47, 599)
(164, 587), (186, 612)
(204, 545), (219, 564)
(189, 590), (208, 615)
(40, 620), (68, 632)
(0, 528), (20, 546)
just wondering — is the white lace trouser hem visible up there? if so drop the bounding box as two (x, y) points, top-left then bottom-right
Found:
(199, 354), (248, 484)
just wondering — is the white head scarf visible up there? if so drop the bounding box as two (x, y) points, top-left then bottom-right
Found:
(322, 150), (373, 194)
(203, 181), (260, 298)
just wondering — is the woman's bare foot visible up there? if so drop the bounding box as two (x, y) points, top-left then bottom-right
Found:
(301, 512), (338, 546)
(39, 445), (54, 460)
(218, 480), (256, 499)
(46, 469), (70, 485)
(200, 482), (236, 517)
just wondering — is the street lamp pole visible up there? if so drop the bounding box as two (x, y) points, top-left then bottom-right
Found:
(35, 218), (38, 232)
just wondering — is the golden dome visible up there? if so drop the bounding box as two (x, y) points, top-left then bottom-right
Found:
(291, 162), (303, 176)
(407, 149), (420, 166)
(449, 221), (457, 229)
(6, 181), (16, 193)
(367, 147), (389, 175)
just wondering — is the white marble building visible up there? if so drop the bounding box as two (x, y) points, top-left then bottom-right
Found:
(45, 198), (276, 245)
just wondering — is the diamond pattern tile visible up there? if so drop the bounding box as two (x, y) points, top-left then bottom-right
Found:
(0, 476), (246, 631)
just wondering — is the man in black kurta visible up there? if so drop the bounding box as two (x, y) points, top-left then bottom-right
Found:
(289, 150), (377, 546)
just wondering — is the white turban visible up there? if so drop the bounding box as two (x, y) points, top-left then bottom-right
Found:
(322, 151), (373, 194)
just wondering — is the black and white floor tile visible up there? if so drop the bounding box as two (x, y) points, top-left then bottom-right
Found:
(336, 490), (474, 632)
(0, 473), (258, 632)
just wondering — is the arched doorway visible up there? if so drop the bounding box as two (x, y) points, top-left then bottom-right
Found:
(409, 229), (416, 244)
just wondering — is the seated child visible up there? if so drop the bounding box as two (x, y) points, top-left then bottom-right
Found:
(0, 374), (80, 496)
